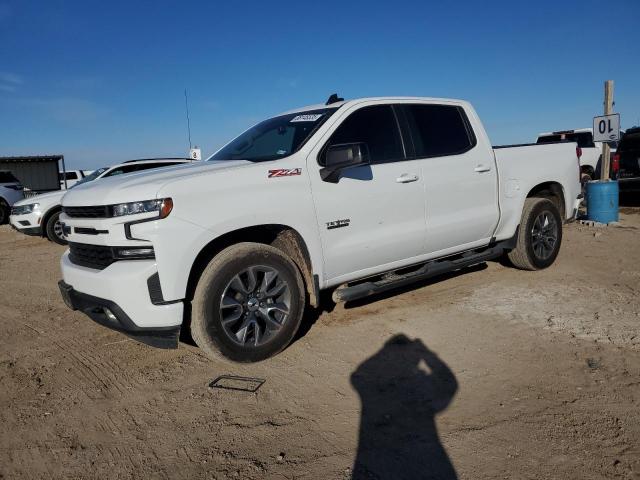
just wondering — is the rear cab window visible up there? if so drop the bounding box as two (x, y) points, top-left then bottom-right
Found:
(537, 132), (595, 148)
(618, 130), (640, 153)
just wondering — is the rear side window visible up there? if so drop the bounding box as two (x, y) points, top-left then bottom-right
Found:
(326, 105), (403, 164)
(404, 105), (475, 158)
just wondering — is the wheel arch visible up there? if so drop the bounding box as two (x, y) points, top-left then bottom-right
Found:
(526, 181), (566, 220)
(41, 205), (62, 238)
(185, 224), (318, 308)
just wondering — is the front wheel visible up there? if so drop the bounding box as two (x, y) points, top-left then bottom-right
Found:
(191, 242), (305, 362)
(507, 197), (563, 270)
(45, 211), (67, 245)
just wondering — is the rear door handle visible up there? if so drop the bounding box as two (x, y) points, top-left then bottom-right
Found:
(396, 173), (419, 183)
(474, 165), (491, 173)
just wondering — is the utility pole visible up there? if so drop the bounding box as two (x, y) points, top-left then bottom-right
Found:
(600, 80), (614, 180)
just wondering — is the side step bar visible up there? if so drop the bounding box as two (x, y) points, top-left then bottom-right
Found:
(332, 235), (516, 303)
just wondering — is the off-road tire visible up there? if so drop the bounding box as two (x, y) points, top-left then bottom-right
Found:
(45, 211), (67, 245)
(507, 197), (562, 271)
(191, 242), (305, 362)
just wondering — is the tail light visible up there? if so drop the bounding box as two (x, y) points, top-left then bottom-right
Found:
(612, 153), (620, 176)
(576, 147), (582, 182)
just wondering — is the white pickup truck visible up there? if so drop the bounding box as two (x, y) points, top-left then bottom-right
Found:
(58, 96), (582, 362)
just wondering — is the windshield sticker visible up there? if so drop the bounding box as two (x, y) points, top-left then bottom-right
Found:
(290, 114), (323, 123)
(268, 168), (302, 178)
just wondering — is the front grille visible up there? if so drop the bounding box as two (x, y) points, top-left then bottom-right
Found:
(68, 242), (115, 270)
(63, 205), (110, 218)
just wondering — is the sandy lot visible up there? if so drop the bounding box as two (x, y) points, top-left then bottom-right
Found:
(1, 211), (639, 480)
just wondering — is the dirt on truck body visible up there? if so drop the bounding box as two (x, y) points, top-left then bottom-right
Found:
(1, 212), (639, 479)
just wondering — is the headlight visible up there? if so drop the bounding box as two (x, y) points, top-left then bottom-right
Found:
(11, 203), (39, 215)
(111, 198), (173, 218)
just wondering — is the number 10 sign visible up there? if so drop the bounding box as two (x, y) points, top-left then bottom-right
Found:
(593, 113), (621, 142)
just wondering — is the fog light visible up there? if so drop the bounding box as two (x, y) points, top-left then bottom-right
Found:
(114, 247), (155, 259)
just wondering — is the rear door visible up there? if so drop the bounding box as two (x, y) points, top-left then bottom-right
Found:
(308, 103), (427, 282)
(400, 103), (499, 254)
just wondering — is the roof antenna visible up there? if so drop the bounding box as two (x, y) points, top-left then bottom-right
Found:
(325, 93), (344, 105)
(184, 89), (192, 150)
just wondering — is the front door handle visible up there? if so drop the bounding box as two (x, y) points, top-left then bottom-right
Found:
(474, 164), (491, 173)
(396, 173), (419, 183)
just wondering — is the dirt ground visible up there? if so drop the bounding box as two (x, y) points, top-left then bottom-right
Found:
(1, 210), (639, 480)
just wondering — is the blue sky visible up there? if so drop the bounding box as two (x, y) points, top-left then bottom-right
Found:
(1, 0), (638, 169)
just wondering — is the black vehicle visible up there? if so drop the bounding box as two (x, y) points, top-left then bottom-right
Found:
(614, 127), (640, 192)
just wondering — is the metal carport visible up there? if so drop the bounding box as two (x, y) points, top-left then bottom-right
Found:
(0, 155), (65, 195)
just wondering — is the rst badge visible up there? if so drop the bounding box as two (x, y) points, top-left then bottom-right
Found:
(268, 168), (302, 178)
(326, 219), (350, 230)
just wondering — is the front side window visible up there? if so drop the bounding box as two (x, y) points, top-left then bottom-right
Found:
(210, 108), (337, 162)
(324, 105), (403, 164)
(405, 104), (475, 158)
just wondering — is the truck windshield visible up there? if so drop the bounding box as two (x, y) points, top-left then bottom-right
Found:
(209, 108), (337, 162)
(73, 167), (108, 187)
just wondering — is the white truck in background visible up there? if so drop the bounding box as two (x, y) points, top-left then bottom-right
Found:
(536, 128), (620, 182)
(57, 96), (582, 362)
(59, 170), (96, 189)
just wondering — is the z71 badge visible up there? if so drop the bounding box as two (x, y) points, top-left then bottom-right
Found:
(268, 168), (302, 178)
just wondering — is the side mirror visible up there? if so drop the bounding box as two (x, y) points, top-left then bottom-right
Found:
(320, 142), (370, 183)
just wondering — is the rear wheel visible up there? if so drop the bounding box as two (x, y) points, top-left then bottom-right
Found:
(191, 242), (305, 362)
(45, 211), (67, 245)
(507, 197), (562, 270)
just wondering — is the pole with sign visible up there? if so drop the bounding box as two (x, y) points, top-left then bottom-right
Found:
(585, 80), (620, 224)
(594, 80), (618, 180)
(189, 146), (202, 161)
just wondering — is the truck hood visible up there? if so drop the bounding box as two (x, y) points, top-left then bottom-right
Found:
(62, 160), (251, 206)
(14, 189), (65, 207)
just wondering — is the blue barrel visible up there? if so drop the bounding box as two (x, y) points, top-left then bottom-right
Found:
(586, 180), (619, 223)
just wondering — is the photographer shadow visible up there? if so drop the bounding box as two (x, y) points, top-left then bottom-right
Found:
(350, 335), (458, 480)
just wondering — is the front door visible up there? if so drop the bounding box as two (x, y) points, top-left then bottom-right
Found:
(308, 103), (427, 283)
